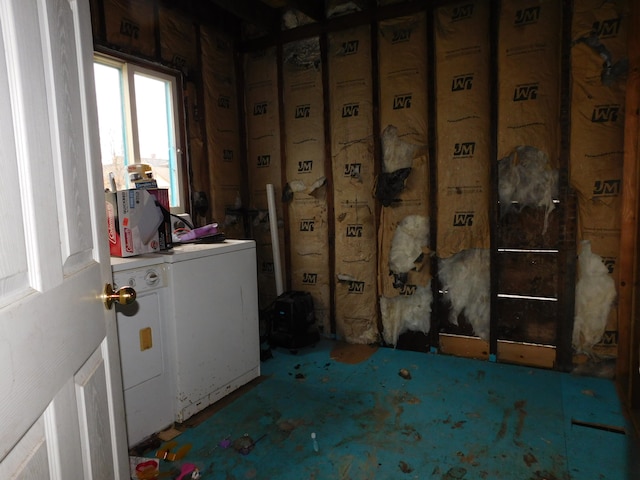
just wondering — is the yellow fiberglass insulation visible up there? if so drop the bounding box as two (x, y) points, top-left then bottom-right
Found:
(438, 249), (490, 341)
(573, 240), (617, 355)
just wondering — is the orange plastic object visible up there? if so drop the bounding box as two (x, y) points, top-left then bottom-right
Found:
(155, 441), (192, 462)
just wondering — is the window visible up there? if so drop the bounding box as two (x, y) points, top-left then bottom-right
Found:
(94, 55), (184, 211)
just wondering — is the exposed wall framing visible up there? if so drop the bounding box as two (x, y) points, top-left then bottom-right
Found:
(89, 0), (637, 382)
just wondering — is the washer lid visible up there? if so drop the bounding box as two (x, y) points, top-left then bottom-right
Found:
(110, 253), (166, 272)
(159, 239), (255, 263)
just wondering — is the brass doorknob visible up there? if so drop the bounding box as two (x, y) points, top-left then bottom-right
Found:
(103, 283), (136, 310)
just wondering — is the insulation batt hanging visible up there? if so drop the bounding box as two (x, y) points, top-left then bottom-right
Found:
(389, 215), (429, 286)
(438, 249), (490, 341)
(498, 145), (559, 234)
(375, 125), (419, 206)
(381, 214), (430, 346)
(380, 284), (432, 347)
(573, 240), (616, 355)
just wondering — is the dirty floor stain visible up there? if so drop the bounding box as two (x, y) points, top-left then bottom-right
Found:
(131, 339), (636, 479)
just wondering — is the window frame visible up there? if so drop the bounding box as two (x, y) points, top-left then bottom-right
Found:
(93, 51), (188, 214)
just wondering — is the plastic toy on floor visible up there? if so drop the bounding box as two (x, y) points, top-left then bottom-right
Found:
(155, 441), (192, 462)
(175, 463), (200, 480)
(134, 459), (160, 480)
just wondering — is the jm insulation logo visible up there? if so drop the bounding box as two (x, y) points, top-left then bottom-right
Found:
(340, 40), (359, 55)
(302, 273), (318, 285)
(453, 142), (476, 158)
(452, 74), (474, 91)
(223, 149), (234, 162)
(342, 103), (360, 117)
(295, 104), (311, 118)
(393, 94), (413, 110)
(399, 284), (417, 296)
(257, 155), (271, 167)
(344, 163), (362, 177)
(346, 224), (363, 237)
(298, 160), (313, 173)
(591, 104), (620, 122)
(348, 281), (365, 294)
(592, 18), (621, 38)
(593, 179), (621, 197)
(253, 102), (268, 115)
(391, 28), (412, 44)
(218, 95), (231, 108)
(451, 4), (474, 21)
(514, 6), (540, 26)
(453, 211), (474, 226)
(513, 83), (538, 101)
(262, 261), (274, 274)
(120, 18), (140, 38)
(300, 219), (315, 232)
(600, 330), (618, 345)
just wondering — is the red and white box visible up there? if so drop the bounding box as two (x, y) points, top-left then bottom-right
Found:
(106, 189), (164, 257)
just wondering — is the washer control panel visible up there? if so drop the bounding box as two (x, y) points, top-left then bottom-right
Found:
(112, 265), (167, 294)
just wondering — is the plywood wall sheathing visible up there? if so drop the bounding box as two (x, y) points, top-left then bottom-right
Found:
(434, 0), (491, 259)
(439, 334), (489, 361)
(282, 38), (331, 334)
(329, 26), (379, 344)
(497, 341), (556, 369)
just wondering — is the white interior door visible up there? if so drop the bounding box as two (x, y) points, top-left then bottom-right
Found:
(0, 0), (129, 478)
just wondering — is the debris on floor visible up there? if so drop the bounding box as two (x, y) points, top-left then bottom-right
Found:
(128, 339), (634, 479)
(232, 433), (267, 455)
(155, 441), (192, 462)
(330, 340), (378, 364)
(157, 426), (182, 442)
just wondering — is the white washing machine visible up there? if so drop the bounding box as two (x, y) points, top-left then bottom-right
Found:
(161, 240), (260, 423)
(111, 255), (173, 447)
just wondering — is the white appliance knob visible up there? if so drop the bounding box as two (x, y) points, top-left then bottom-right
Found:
(145, 271), (159, 286)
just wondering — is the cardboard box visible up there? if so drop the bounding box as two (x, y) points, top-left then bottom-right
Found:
(106, 189), (163, 257)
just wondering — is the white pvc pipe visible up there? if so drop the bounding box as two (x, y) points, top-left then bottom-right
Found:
(266, 184), (284, 296)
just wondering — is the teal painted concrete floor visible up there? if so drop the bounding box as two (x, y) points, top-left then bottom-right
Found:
(139, 340), (639, 479)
